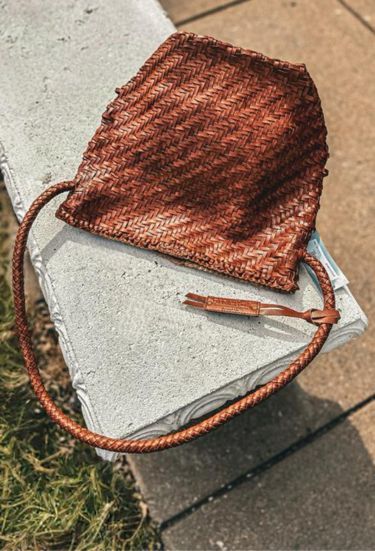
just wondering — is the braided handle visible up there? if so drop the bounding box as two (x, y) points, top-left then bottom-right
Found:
(12, 182), (336, 454)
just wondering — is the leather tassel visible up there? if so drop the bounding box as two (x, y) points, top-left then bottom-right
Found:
(184, 293), (340, 326)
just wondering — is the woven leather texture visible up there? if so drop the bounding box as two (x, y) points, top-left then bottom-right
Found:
(56, 31), (329, 292)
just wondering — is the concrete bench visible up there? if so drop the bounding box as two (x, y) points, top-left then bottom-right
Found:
(1, 0), (367, 461)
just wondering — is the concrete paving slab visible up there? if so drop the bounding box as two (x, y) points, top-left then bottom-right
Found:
(160, 0), (227, 23)
(0, 0), (367, 463)
(162, 401), (375, 550)
(129, 0), (375, 522)
(128, 383), (349, 523)
(161, 0), (375, 29)
(130, 333), (375, 523)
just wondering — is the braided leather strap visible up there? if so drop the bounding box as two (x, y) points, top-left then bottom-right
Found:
(12, 182), (336, 453)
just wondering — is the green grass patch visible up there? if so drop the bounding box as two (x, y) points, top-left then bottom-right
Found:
(0, 187), (160, 550)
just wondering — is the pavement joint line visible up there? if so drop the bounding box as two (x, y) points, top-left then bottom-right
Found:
(175, 0), (252, 27)
(337, 0), (375, 34)
(174, 0), (375, 36)
(159, 392), (375, 532)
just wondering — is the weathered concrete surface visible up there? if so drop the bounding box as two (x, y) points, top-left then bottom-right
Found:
(0, 0), (367, 463)
(162, 401), (375, 550)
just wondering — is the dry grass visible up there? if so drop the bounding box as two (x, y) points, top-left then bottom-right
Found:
(0, 183), (161, 550)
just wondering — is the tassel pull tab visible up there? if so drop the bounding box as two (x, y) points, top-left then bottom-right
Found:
(183, 293), (340, 326)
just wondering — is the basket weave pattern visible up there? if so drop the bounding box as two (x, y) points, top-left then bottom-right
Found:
(56, 31), (328, 292)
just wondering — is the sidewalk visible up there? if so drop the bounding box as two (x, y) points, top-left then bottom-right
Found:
(129, 1), (375, 548)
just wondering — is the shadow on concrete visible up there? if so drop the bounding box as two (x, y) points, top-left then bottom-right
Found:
(129, 382), (375, 549)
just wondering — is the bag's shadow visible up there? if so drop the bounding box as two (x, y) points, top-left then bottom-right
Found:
(129, 382), (375, 549)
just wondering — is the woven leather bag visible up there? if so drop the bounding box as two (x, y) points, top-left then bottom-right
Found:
(13, 32), (340, 453)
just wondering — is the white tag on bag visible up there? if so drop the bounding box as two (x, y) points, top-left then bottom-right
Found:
(307, 231), (349, 291)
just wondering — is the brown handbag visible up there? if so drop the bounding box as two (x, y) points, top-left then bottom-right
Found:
(12, 32), (340, 453)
